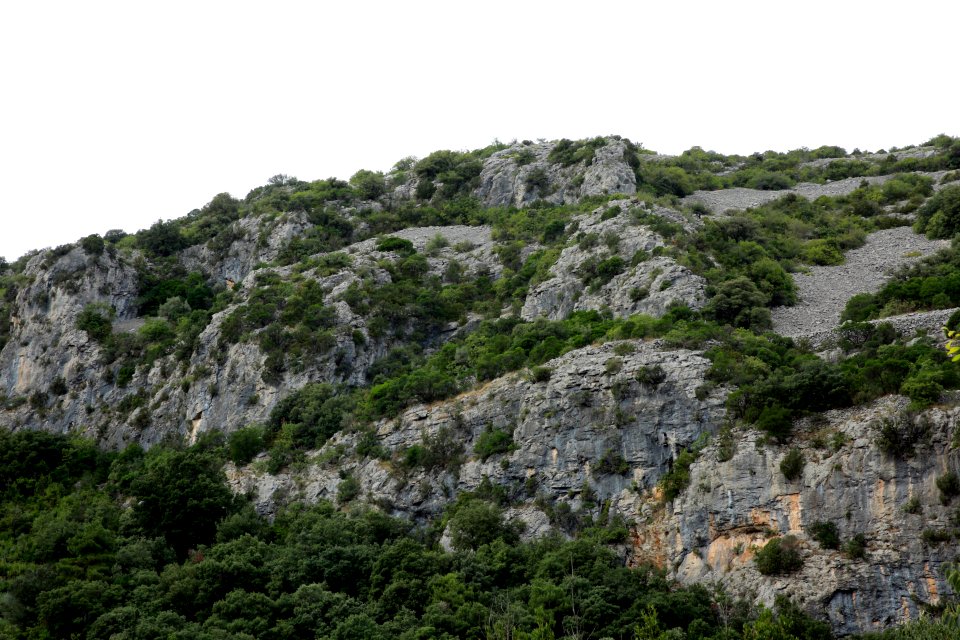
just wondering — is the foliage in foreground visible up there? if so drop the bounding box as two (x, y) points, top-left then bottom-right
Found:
(0, 429), (846, 640)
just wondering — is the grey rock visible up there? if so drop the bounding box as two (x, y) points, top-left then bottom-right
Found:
(475, 138), (637, 208)
(521, 201), (706, 320)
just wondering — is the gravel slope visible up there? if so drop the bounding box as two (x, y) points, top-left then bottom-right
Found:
(770, 227), (951, 338)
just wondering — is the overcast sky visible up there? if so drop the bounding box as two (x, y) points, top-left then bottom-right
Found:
(1, 0), (957, 262)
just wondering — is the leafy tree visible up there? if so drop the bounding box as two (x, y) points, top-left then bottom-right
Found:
(137, 219), (187, 256)
(131, 447), (238, 556)
(350, 169), (386, 200)
(448, 500), (520, 551)
(228, 425), (266, 465)
(704, 277), (767, 328)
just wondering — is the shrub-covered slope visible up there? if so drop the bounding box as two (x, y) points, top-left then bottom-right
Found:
(2, 134), (960, 637)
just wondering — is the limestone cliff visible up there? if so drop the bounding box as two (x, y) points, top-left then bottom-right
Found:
(2, 136), (958, 635)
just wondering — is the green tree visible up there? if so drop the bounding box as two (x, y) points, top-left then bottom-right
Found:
(131, 447), (238, 556)
(350, 169), (386, 200)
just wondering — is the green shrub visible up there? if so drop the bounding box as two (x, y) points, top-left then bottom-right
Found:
(748, 171), (793, 191)
(779, 448), (805, 481)
(594, 448), (629, 476)
(635, 364), (666, 386)
(915, 184), (960, 238)
(80, 234), (105, 256)
(337, 473), (361, 504)
(376, 236), (416, 255)
(903, 496), (922, 514)
(228, 425), (265, 466)
(137, 219), (187, 257)
(659, 446), (700, 502)
(424, 233), (449, 253)
(900, 370), (944, 408)
(349, 169), (385, 200)
(921, 528), (953, 545)
(530, 366), (552, 382)
(524, 167), (550, 192)
(548, 137), (605, 167)
(447, 500), (519, 550)
(49, 376), (68, 396)
(595, 256), (625, 285)
(754, 535), (803, 575)
(76, 303), (114, 342)
(755, 406), (794, 442)
(937, 471), (960, 504)
(474, 426), (515, 461)
(604, 357), (623, 375)
(874, 410), (928, 457)
(808, 521), (840, 550)
(400, 427), (464, 472)
(704, 277), (767, 328)
(844, 533), (867, 560)
(804, 239), (843, 265)
(268, 383), (353, 451)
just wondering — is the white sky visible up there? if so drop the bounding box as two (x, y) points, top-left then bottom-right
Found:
(1, 0), (957, 262)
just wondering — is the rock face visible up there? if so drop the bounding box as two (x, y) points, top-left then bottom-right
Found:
(521, 201), (707, 321)
(180, 211), (312, 284)
(3, 137), (959, 636)
(474, 138), (637, 208)
(637, 397), (960, 636)
(228, 338), (727, 521)
(0, 246), (140, 435)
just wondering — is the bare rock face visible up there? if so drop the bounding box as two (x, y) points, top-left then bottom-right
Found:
(630, 397), (960, 636)
(521, 201), (707, 320)
(0, 224), (507, 446)
(0, 246), (139, 436)
(228, 338), (726, 520)
(475, 138), (637, 208)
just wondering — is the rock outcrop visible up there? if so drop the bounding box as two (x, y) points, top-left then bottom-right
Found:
(640, 397), (960, 636)
(521, 201), (707, 321)
(474, 138), (637, 208)
(228, 338), (726, 519)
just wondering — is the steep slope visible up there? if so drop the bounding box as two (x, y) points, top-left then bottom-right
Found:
(2, 134), (960, 635)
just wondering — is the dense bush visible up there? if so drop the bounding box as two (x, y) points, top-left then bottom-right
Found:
(937, 471), (960, 504)
(780, 448), (805, 480)
(548, 137), (606, 167)
(350, 169), (386, 200)
(754, 535), (804, 575)
(473, 425), (515, 461)
(130, 444), (241, 556)
(844, 533), (868, 560)
(413, 150), (484, 199)
(873, 410), (929, 457)
(136, 219), (187, 256)
(808, 521), (840, 550)
(660, 443), (702, 502)
(594, 448), (630, 476)
(228, 425), (266, 465)
(915, 185), (960, 239)
(76, 302), (114, 342)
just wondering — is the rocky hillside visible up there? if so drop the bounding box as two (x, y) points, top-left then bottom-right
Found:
(2, 134), (960, 635)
